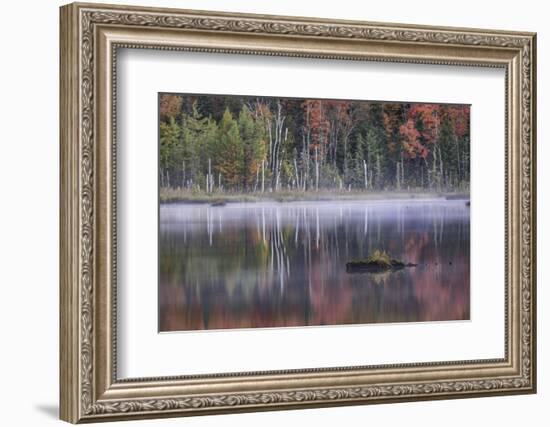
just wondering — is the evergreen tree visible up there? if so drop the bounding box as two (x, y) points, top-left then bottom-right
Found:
(159, 116), (181, 188)
(179, 102), (219, 190)
(238, 105), (266, 190)
(365, 128), (386, 190)
(438, 116), (457, 189)
(215, 109), (244, 189)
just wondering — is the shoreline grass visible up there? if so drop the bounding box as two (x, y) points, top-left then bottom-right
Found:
(159, 188), (470, 204)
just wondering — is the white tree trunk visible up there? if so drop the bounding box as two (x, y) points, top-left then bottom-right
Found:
(315, 146), (319, 191)
(363, 159), (368, 189)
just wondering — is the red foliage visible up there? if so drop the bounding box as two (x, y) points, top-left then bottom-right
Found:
(408, 104), (441, 145)
(399, 118), (428, 159)
(444, 105), (470, 138)
(302, 100), (330, 156)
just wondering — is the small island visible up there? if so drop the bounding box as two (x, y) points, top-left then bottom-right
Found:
(346, 250), (417, 274)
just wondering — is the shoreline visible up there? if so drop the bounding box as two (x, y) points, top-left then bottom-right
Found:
(159, 190), (470, 205)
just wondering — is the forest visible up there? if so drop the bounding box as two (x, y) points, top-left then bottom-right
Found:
(159, 93), (470, 199)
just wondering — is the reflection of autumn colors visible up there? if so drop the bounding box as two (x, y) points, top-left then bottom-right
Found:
(159, 200), (470, 331)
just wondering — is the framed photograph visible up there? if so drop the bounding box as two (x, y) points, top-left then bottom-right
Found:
(60, 2), (537, 423)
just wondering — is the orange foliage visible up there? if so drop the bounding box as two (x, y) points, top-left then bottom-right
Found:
(399, 118), (428, 159)
(159, 94), (183, 121)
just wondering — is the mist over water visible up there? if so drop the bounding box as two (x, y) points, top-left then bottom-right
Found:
(159, 199), (470, 331)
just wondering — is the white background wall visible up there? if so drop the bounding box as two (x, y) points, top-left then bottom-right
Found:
(0, 0), (546, 425)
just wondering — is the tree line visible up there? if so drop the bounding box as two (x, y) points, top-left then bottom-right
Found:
(159, 93), (470, 193)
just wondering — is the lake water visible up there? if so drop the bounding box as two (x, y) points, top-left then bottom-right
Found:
(159, 199), (470, 331)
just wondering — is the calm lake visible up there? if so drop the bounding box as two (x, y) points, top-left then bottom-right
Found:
(159, 199), (470, 331)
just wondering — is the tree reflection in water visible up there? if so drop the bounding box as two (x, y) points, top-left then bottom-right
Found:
(159, 200), (469, 331)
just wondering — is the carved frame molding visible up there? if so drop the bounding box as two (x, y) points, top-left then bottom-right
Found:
(60, 2), (536, 423)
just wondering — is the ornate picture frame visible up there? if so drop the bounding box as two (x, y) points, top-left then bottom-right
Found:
(60, 2), (536, 423)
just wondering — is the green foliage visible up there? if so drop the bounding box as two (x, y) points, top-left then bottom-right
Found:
(159, 117), (182, 187)
(215, 109), (244, 188)
(160, 117), (181, 168)
(346, 249), (414, 273)
(238, 105), (266, 189)
(366, 250), (393, 268)
(365, 127), (387, 189)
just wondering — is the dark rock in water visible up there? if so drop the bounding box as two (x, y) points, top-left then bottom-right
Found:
(346, 259), (417, 274)
(210, 201), (226, 207)
(346, 250), (417, 274)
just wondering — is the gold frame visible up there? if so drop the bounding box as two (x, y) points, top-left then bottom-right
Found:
(60, 2), (537, 423)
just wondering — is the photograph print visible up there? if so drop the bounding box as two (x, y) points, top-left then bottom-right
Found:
(158, 93), (471, 332)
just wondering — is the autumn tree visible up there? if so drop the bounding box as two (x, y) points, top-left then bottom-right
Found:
(159, 94), (183, 122)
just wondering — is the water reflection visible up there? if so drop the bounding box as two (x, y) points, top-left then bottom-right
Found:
(159, 200), (470, 331)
